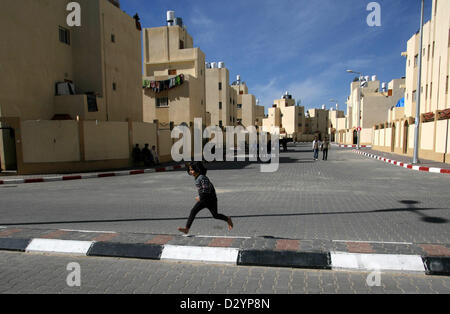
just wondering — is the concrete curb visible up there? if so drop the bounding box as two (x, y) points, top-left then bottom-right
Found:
(0, 237), (448, 276)
(0, 164), (186, 185)
(354, 150), (450, 175)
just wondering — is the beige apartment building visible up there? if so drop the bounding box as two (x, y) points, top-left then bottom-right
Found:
(372, 0), (450, 163)
(231, 77), (258, 129)
(205, 63), (238, 128)
(338, 77), (405, 145)
(306, 108), (329, 141)
(142, 16), (207, 130)
(262, 93), (306, 141)
(0, 0), (157, 174)
(328, 108), (345, 142)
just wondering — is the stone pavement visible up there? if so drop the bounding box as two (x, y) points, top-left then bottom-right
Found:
(0, 251), (449, 294)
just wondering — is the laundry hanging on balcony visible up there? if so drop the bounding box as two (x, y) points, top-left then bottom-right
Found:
(143, 74), (185, 93)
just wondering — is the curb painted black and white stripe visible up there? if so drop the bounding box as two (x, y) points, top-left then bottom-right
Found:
(354, 150), (450, 175)
(0, 164), (186, 185)
(0, 237), (448, 276)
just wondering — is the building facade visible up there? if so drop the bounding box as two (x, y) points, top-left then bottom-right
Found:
(0, 0), (151, 174)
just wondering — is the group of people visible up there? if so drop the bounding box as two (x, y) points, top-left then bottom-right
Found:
(312, 137), (330, 161)
(132, 144), (160, 167)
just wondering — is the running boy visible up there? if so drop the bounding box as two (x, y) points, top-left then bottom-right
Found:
(178, 162), (233, 234)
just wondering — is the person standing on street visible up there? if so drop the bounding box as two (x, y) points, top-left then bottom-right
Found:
(322, 137), (330, 161)
(312, 137), (320, 161)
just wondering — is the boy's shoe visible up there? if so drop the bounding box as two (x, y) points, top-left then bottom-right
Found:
(178, 228), (189, 234)
(227, 217), (233, 231)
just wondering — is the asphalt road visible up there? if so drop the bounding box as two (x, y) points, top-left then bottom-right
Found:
(0, 144), (449, 243)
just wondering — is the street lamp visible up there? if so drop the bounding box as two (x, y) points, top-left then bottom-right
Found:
(413, 0), (425, 164)
(346, 70), (364, 150)
(330, 99), (339, 143)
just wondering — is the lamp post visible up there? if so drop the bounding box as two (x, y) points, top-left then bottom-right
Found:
(346, 70), (364, 150)
(413, 0), (425, 164)
(330, 99), (339, 143)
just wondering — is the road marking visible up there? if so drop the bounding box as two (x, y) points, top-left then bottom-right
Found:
(59, 229), (117, 234)
(332, 240), (413, 245)
(183, 235), (252, 239)
(26, 239), (93, 255)
(330, 251), (425, 272)
(161, 245), (239, 264)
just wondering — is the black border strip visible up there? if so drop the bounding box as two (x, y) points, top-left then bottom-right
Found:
(422, 256), (450, 276)
(237, 250), (331, 270)
(87, 242), (163, 260)
(0, 238), (32, 252)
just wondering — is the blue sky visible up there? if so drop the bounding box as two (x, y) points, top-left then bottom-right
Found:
(121, 0), (432, 114)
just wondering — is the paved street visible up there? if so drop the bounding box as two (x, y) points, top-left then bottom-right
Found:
(1, 144), (449, 294)
(0, 251), (448, 294)
(0, 144), (449, 243)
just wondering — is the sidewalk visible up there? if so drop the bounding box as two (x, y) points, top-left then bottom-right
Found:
(355, 148), (450, 174)
(0, 161), (186, 185)
(0, 226), (448, 276)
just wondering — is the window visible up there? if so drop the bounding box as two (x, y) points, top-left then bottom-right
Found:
(112, 83), (117, 91)
(412, 90), (417, 102)
(298, 123), (302, 127)
(179, 40), (184, 49)
(237, 104), (242, 109)
(218, 82), (222, 90)
(111, 34), (115, 43)
(414, 54), (419, 67)
(430, 83), (433, 99)
(156, 97), (169, 108)
(428, 44), (431, 61)
(239, 91), (244, 95)
(219, 120), (223, 127)
(168, 69), (177, 75)
(432, 42), (435, 57)
(219, 102), (222, 110)
(59, 26), (70, 45)
(426, 85), (428, 99)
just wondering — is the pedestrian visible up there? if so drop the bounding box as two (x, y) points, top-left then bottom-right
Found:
(178, 161), (233, 235)
(142, 144), (153, 166)
(132, 144), (142, 166)
(312, 137), (320, 161)
(151, 145), (160, 165)
(322, 137), (330, 161)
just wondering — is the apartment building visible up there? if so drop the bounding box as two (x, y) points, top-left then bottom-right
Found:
(0, 0), (151, 174)
(328, 107), (345, 142)
(262, 92), (306, 141)
(142, 12), (207, 131)
(373, 0), (449, 163)
(306, 108), (329, 141)
(205, 62), (237, 128)
(231, 77), (257, 128)
(339, 77), (405, 145)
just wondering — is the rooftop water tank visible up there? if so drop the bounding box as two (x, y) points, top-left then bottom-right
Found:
(382, 82), (387, 92)
(175, 17), (183, 27)
(211, 62), (217, 69)
(218, 62), (225, 68)
(372, 75), (377, 81)
(205, 62), (211, 69)
(237, 75), (241, 82)
(167, 11), (175, 26)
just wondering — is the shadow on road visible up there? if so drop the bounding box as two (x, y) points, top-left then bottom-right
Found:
(2, 200), (447, 227)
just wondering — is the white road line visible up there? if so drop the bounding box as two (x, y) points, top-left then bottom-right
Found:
(330, 252), (425, 272)
(332, 240), (413, 245)
(161, 245), (239, 264)
(59, 229), (117, 234)
(26, 239), (93, 255)
(188, 235), (252, 239)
